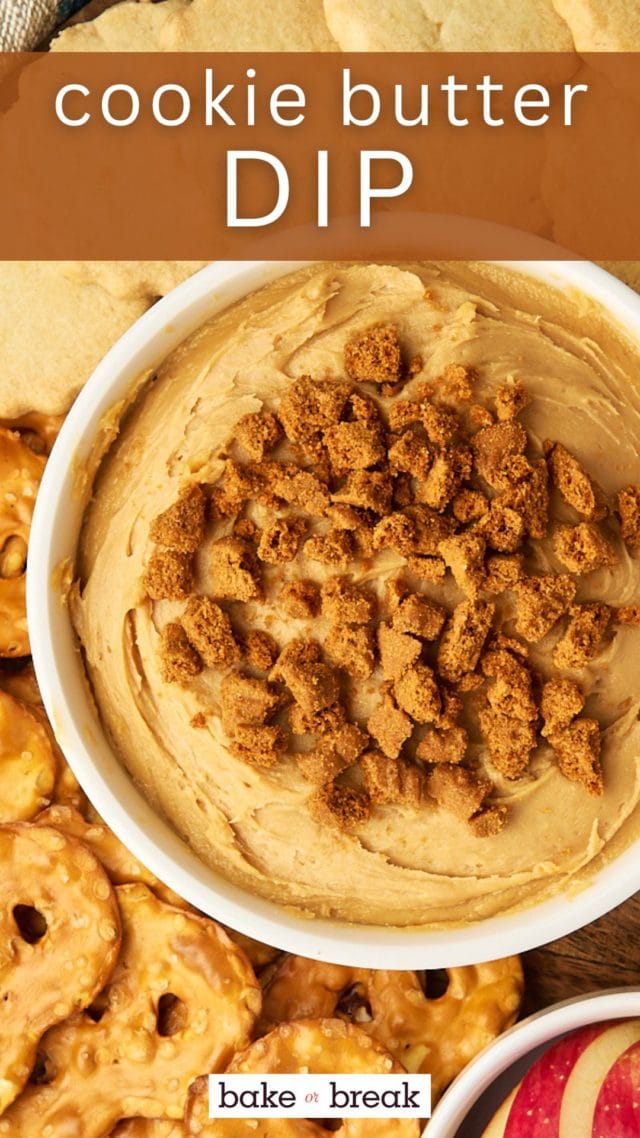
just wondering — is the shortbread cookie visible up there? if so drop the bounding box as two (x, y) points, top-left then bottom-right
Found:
(323, 0), (575, 51)
(53, 0), (339, 51)
(552, 0), (640, 50)
(51, 0), (190, 50)
(0, 263), (148, 417)
(62, 262), (208, 302)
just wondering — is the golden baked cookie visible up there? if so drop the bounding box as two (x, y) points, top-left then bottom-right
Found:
(0, 264), (148, 417)
(62, 262), (208, 302)
(53, 0), (339, 51)
(51, 0), (191, 50)
(323, 0), (575, 50)
(552, 0), (640, 49)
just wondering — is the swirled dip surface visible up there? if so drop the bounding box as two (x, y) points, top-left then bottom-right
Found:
(73, 263), (640, 927)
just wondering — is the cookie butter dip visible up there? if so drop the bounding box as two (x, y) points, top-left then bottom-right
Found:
(72, 262), (640, 928)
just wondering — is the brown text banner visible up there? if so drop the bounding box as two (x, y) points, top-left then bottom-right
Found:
(0, 52), (639, 258)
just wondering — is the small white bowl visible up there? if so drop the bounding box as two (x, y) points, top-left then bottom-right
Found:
(427, 988), (640, 1137)
(26, 256), (640, 969)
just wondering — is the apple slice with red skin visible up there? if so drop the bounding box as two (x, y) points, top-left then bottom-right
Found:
(503, 1024), (605, 1137)
(559, 1020), (640, 1137)
(481, 1085), (519, 1137)
(591, 1038), (640, 1138)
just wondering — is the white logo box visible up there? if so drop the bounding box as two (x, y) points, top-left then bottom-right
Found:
(208, 1074), (431, 1119)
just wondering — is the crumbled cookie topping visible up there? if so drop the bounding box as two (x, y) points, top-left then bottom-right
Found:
(182, 596), (240, 669)
(547, 442), (605, 520)
(149, 483), (206, 553)
(143, 324), (637, 835)
(617, 485), (640, 550)
(144, 549), (194, 600)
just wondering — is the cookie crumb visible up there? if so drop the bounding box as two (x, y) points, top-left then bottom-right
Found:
(160, 622), (202, 684)
(470, 804), (508, 837)
(553, 603), (611, 669)
(280, 578), (321, 619)
(345, 324), (402, 385)
(236, 410), (282, 460)
(392, 594), (446, 640)
(325, 623), (376, 679)
(321, 576), (376, 624)
(540, 677), (584, 737)
(220, 671), (281, 727)
(478, 707), (537, 779)
(427, 764), (492, 822)
(618, 485), (640, 550)
(416, 726), (468, 765)
(211, 537), (261, 602)
(495, 379), (531, 421)
(439, 532), (487, 598)
(360, 750), (425, 806)
(514, 575), (576, 642)
(304, 530), (354, 568)
(144, 550), (194, 601)
(547, 442), (604, 519)
(553, 522), (616, 575)
(272, 639), (340, 713)
(149, 483), (206, 553)
(310, 782), (371, 829)
(393, 662), (441, 724)
(378, 623), (421, 681)
(257, 516), (307, 563)
(549, 718), (603, 795)
(243, 629), (279, 671)
(324, 421), (385, 476)
(437, 600), (495, 683)
(367, 689), (413, 758)
(182, 595), (241, 668)
(230, 724), (288, 768)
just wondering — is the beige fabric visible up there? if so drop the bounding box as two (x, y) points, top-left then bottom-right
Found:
(0, 0), (56, 50)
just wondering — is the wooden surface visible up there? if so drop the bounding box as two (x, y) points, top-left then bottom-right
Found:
(61, 0), (640, 1018)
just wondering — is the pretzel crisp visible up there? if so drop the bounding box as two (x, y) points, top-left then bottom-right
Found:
(0, 823), (121, 1115)
(0, 412), (64, 457)
(258, 958), (523, 1101)
(186, 1019), (420, 1137)
(0, 883), (260, 1136)
(223, 929), (281, 972)
(0, 690), (57, 822)
(36, 804), (188, 908)
(0, 428), (45, 657)
(112, 1123), (186, 1138)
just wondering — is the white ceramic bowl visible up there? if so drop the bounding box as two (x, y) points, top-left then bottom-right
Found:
(427, 988), (640, 1137)
(26, 257), (640, 969)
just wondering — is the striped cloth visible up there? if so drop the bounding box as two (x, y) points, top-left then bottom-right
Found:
(0, 0), (91, 49)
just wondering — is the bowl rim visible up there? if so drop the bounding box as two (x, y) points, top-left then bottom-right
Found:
(26, 255), (640, 969)
(427, 987), (640, 1137)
